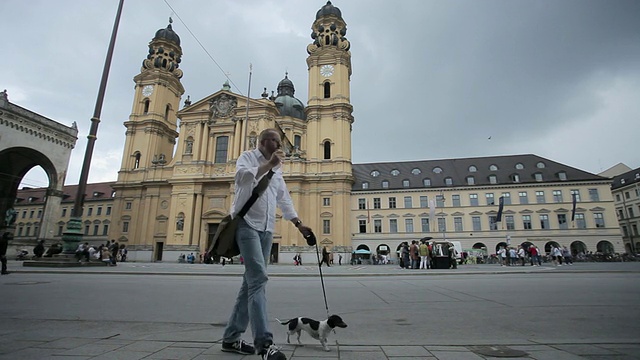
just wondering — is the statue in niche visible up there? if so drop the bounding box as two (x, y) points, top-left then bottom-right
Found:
(249, 136), (257, 149)
(4, 208), (17, 226)
(176, 217), (184, 231)
(185, 139), (193, 154)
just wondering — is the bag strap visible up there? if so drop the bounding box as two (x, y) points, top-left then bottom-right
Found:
(236, 169), (275, 218)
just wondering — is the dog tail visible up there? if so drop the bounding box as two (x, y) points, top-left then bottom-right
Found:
(275, 317), (292, 325)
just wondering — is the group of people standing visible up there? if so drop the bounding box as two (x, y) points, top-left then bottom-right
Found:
(497, 244), (573, 266)
(399, 239), (458, 270)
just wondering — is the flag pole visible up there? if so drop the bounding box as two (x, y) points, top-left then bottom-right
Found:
(242, 63), (252, 151)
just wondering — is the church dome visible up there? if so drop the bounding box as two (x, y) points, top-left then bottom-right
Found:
(154, 23), (181, 46)
(316, 1), (343, 20)
(274, 74), (306, 120)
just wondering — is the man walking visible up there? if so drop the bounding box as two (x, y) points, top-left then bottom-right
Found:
(1, 232), (11, 275)
(220, 129), (314, 360)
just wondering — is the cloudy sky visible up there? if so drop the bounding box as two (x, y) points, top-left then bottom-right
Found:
(3, 0), (639, 188)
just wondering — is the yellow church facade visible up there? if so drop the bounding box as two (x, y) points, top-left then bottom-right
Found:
(110, 2), (354, 262)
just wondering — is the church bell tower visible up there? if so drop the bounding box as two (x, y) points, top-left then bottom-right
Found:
(306, 1), (353, 165)
(302, 1), (354, 250)
(120, 19), (185, 175)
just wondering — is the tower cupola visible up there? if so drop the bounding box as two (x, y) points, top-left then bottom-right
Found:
(274, 73), (306, 120)
(308, 1), (350, 54)
(142, 18), (183, 79)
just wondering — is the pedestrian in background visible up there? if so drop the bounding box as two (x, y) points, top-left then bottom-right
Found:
(0, 232), (11, 275)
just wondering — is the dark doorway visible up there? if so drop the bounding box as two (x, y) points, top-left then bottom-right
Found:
(207, 223), (220, 251)
(155, 242), (164, 261)
(270, 242), (279, 263)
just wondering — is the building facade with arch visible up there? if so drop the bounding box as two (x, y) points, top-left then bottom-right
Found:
(0, 90), (78, 246)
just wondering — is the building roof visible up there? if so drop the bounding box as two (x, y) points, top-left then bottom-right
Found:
(610, 167), (640, 191)
(352, 154), (607, 191)
(598, 163), (633, 178)
(15, 182), (116, 205)
(154, 21), (180, 46)
(274, 74), (306, 120)
(316, 1), (343, 20)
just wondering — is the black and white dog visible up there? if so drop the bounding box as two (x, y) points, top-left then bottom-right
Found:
(276, 315), (347, 351)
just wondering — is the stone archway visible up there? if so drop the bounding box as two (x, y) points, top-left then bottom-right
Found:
(0, 91), (77, 244)
(570, 241), (587, 255)
(597, 241), (614, 254)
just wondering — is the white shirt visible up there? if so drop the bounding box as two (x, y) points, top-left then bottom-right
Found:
(230, 148), (298, 233)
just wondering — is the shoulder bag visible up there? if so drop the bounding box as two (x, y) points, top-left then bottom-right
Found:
(203, 170), (275, 262)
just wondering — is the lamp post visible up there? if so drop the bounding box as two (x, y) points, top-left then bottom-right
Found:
(62, 0), (125, 254)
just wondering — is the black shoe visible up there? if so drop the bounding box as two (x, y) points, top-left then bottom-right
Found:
(259, 344), (286, 360)
(221, 339), (255, 355)
(1, 271), (9, 275)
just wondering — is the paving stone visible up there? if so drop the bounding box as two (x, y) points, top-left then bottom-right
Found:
(291, 345), (339, 357)
(90, 350), (153, 360)
(119, 340), (173, 352)
(526, 350), (585, 360)
(554, 344), (619, 356)
(382, 345), (432, 357)
(145, 346), (205, 359)
(55, 343), (124, 356)
(429, 351), (485, 360)
(33, 337), (97, 350)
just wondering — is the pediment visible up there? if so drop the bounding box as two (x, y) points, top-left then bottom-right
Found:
(320, 212), (333, 218)
(554, 208), (569, 213)
(451, 212), (465, 216)
(387, 213), (399, 218)
(320, 238), (333, 245)
(469, 211), (483, 216)
(589, 206), (606, 212)
(177, 90), (274, 120)
(372, 214), (384, 219)
(402, 213), (416, 217)
(485, 210), (497, 215)
(536, 208), (551, 213)
(202, 209), (229, 219)
(418, 212), (429, 217)
(519, 209), (533, 214)
(504, 210), (516, 214)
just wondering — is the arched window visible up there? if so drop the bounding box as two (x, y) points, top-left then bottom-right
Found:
(143, 99), (150, 114)
(134, 152), (141, 169)
(324, 82), (331, 98)
(164, 104), (170, 120)
(323, 140), (331, 159)
(294, 135), (301, 150)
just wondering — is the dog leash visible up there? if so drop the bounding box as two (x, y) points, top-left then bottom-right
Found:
(312, 241), (331, 320)
(304, 231), (335, 334)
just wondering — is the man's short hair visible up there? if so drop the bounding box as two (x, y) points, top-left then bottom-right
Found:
(259, 128), (279, 142)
